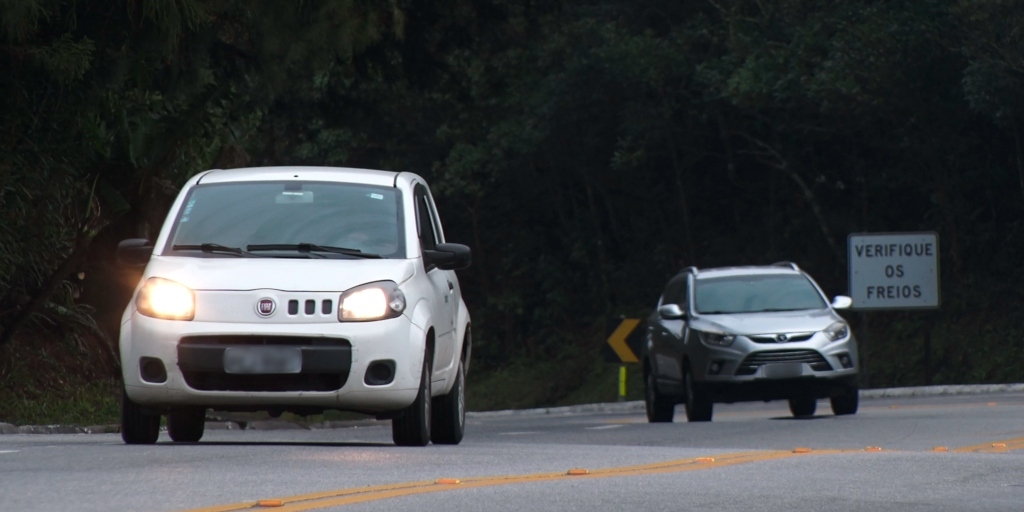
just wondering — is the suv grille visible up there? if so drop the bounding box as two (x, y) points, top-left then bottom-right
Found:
(735, 349), (832, 375)
(747, 333), (814, 344)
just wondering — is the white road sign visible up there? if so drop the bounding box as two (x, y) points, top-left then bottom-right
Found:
(848, 232), (939, 309)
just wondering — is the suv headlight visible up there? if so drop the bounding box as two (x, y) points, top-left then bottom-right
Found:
(824, 321), (849, 342)
(697, 330), (736, 347)
(339, 281), (406, 322)
(136, 277), (195, 321)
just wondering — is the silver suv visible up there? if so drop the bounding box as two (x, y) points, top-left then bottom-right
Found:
(642, 263), (859, 422)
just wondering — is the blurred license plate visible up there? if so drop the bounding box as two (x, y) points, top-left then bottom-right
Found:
(223, 347), (302, 374)
(763, 362), (803, 378)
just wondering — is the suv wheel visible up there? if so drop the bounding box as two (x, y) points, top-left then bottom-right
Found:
(683, 365), (713, 422)
(121, 389), (160, 445)
(644, 368), (674, 423)
(392, 353), (432, 446)
(788, 397), (817, 418)
(830, 385), (859, 416)
(167, 407), (206, 442)
(431, 359), (465, 445)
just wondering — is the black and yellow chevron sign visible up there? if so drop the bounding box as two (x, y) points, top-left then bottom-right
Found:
(603, 318), (643, 363)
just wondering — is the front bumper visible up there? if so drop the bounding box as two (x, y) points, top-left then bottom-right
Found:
(701, 375), (859, 403)
(120, 310), (425, 414)
(688, 333), (860, 402)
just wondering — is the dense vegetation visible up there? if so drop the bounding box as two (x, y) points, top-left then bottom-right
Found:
(2, 0), (1023, 423)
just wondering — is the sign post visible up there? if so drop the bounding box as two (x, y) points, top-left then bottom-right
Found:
(604, 318), (643, 401)
(848, 232), (940, 383)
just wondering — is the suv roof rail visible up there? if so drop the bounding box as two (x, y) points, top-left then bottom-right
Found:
(772, 261), (799, 271)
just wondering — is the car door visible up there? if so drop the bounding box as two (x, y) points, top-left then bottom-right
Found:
(414, 184), (456, 380)
(649, 275), (688, 385)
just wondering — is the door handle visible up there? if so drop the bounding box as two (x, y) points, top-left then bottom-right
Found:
(447, 281), (454, 292)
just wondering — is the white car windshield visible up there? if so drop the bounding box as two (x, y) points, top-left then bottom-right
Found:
(695, 274), (826, 314)
(163, 181), (404, 258)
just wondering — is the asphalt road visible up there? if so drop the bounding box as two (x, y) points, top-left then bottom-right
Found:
(2, 386), (1023, 512)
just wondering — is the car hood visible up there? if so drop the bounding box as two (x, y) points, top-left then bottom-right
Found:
(141, 256), (418, 292)
(690, 308), (840, 335)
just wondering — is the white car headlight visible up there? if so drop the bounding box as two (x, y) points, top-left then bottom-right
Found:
(697, 330), (736, 347)
(339, 281), (406, 322)
(136, 277), (195, 321)
(824, 321), (849, 342)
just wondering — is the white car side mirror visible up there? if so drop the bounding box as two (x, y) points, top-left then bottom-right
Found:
(831, 295), (853, 309)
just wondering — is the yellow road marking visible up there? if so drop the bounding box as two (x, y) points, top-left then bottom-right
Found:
(953, 436), (1024, 453)
(182, 450), (843, 512)
(182, 432), (1024, 512)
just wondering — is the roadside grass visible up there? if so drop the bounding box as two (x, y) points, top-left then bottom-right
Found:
(2, 380), (120, 427)
(466, 346), (646, 412)
(0, 332), (121, 427)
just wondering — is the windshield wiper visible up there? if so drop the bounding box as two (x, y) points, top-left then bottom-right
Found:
(172, 243), (251, 256)
(246, 243), (382, 259)
(758, 307), (809, 312)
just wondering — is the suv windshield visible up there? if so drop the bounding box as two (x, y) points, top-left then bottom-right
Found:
(164, 181), (404, 258)
(695, 274), (826, 314)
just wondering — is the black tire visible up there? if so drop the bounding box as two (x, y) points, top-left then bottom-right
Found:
(683, 365), (713, 422)
(830, 386), (859, 416)
(167, 407), (206, 442)
(431, 360), (465, 445)
(788, 397), (817, 418)
(121, 389), (160, 445)
(392, 354), (432, 446)
(644, 369), (674, 423)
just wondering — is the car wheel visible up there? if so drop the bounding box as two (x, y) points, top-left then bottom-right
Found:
(830, 385), (859, 416)
(683, 365), (713, 422)
(167, 407), (206, 442)
(431, 359), (465, 445)
(644, 369), (674, 423)
(392, 353), (432, 446)
(121, 388), (160, 445)
(788, 397), (817, 418)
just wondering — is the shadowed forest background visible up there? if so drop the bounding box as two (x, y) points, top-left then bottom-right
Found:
(2, 0), (1024, 424)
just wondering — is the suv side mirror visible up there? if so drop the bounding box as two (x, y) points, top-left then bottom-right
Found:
(117, 239), (154, 266)
(831, 295), (853, 309)
(424, 243), (472, 270)
(658, 303), (687, 319)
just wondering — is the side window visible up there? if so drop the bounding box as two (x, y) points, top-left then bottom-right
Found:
(662, 275), (689, 307)
(661, 277), (682, 306)
(423, 189), (445, 244)
(414, 186), (437, 252)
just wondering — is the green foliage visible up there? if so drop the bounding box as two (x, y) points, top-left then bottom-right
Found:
(4, 0), (1024, 423)
(0, 0), (405, 346)
(0, 330), (120, 426)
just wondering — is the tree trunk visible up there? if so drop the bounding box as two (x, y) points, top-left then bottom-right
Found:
(668, 128), (697, 266)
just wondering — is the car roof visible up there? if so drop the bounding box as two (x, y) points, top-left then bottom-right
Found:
(195, 166), (400, 187)
(693, 265), (803, 279)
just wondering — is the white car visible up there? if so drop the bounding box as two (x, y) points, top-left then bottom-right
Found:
(116, 166), (472, 446)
